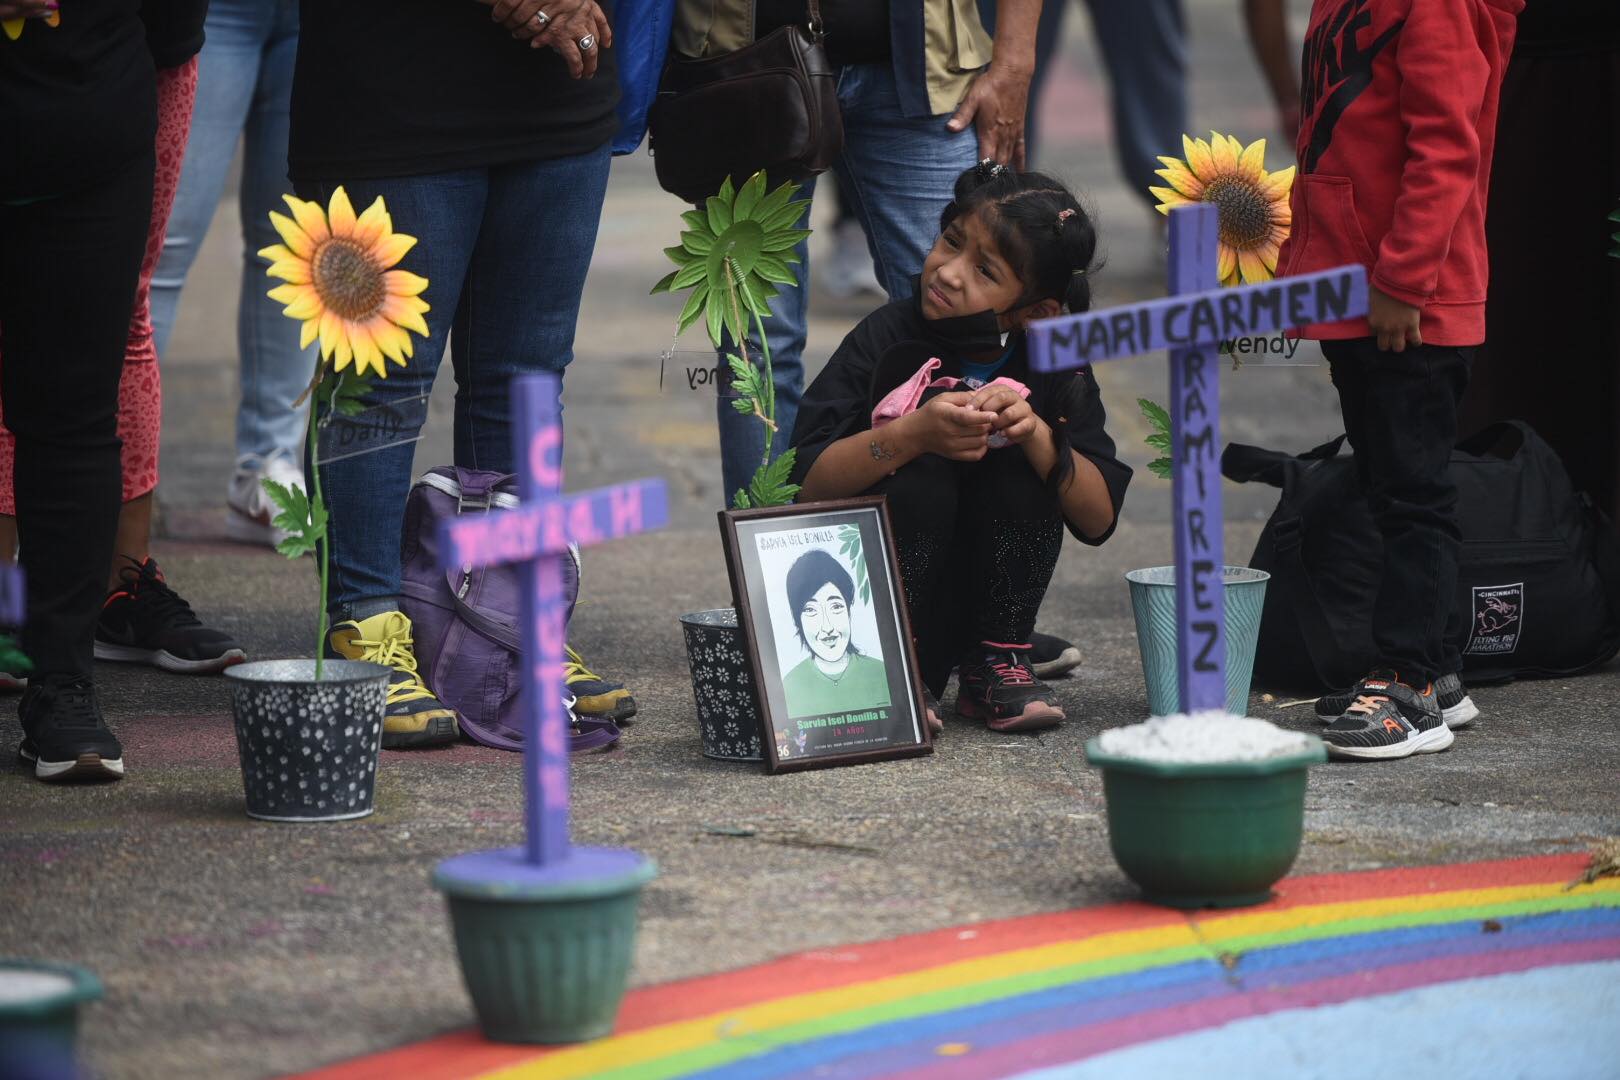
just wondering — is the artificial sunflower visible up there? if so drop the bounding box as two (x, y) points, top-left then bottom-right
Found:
(3, 10), (59, 40)
(259, 187), (430, 379)
(651, 170), (810, 347)
(1150, 132), (1295, 287)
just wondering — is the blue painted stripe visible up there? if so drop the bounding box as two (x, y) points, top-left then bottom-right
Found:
(685, 907), (1620, 1080)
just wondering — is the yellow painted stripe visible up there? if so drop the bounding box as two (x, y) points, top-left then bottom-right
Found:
(477, 878), (1620, 1080)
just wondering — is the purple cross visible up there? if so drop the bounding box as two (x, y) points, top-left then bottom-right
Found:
(1028, 203), (1369, 713)
(437, 373), (668, 867)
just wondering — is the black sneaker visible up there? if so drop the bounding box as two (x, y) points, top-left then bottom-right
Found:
(1029, 630), (1083, 679)
(17, 676), (123, 782)
(95, 558), (247, 674)
(1320, 670), (1454, 761)
(1317, 671), (1479, 729)
(955, 642), (1065, 732)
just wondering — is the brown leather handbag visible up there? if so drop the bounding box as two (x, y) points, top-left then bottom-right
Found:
(648, 0), (844, 204)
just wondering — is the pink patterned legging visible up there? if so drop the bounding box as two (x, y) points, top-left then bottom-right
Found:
(0, 58), (199, 515)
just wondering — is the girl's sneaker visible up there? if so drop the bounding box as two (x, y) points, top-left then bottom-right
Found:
(1316, 671), (1479, 729)
(955, 643), (1065, 732)
(1319, 671), (1454, 761)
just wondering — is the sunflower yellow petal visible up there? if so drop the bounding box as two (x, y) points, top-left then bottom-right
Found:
(1148, 186), (1192, 211)
(1217, 243), (1237, 283)
(267, 259), (312, 285)
(299, 318), (320, 350)
(269, 211), (315, 259)
(1258, 238), (1281, 273)
(318, 309), (342, 361)
(257, 243), (298, 264)
(281, 290), (324, 321)
(1211, 132), (1239, 173)
(1182, 134), (1216, 181)
(1221, 267), (1242, 288)
(333, 327), (354, 371)
(1238, 248), (1271, 283)
(371, 232), (417, 269)
(353, 197), (390, 246)
(1154, 160), (1205, 199)
(1262, 165), (1297, 200)
(327, 187), (357, 238)
(1238, 138), (1267, 181)
(3, 19), (23, 40)
(283, 194), (330, 246)
(381, 296), (430, 336)
(384, 270), (429, 297)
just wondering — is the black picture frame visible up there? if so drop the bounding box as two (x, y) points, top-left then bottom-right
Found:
(720, 497), (932, 773)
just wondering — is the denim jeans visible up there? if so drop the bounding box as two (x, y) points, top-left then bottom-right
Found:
(149, 0), (315, 464)
(298, 147), (612, 617)
(715, 62), (979, 504)
(1325, 338), (1473, 685)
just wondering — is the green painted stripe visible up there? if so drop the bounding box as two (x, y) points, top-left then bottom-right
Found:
(595, 888), (1620, 1080)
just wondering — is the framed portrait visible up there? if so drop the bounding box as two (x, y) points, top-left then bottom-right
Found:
(720, 497), (932, 773)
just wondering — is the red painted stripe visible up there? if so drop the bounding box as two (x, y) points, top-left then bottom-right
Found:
(292, 854), (1589, 1080)
(888, 937), (1620, 1079)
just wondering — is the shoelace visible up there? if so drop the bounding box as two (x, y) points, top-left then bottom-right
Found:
(346, 616), (438, 704)
(117, 559), (202, 628)
(38, 679), (103, 730)
(1345, 693), (1389, 718)
(563, 645), (600, 685)
(989, 657), (1035, 686)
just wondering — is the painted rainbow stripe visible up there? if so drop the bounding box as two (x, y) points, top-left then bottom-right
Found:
(302, 855), (1618, 1080)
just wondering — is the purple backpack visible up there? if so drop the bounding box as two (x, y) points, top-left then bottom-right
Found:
(399, 466), (620, 752)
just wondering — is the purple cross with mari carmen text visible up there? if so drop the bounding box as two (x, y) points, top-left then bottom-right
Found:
(1028, 203), (1369, 714)
(437, 373), (668, 869)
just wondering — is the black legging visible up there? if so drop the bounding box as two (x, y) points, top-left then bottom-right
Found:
(0, 152), (154, 678)
(871, 445), (1064, 696)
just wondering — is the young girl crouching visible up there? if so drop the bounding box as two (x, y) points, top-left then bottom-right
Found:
(789, 164), (1131, 733)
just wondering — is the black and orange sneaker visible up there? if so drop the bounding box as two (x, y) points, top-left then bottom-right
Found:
(1317, 671), (1479, 730)
(95, 557), (247, 674)
(955, 642), (1065, 732)
(1320, 670), (1454, 761)
(328, 612), (459, 749)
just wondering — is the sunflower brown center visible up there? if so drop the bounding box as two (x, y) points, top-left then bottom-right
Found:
(312, 239), (385, 321)
(1203, 176), (1273, 250)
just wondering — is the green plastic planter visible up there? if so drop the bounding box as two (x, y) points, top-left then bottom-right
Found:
(1084, 737), (1326, 909)
(434, 848), (657, 1044)
(0, 959), (101, 1080)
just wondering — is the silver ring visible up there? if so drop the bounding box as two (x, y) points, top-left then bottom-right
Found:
(530, 9), (550, 29)
(577, 33), (596, 51)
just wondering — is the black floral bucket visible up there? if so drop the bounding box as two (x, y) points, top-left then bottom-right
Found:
(225, 659), (391, 822)
(678, 608), (762, 761)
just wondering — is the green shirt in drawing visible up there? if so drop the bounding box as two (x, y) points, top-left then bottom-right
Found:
(781, 653), (890, 719)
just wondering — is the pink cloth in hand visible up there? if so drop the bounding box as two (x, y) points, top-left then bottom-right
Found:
(871, 357), (1031, 447)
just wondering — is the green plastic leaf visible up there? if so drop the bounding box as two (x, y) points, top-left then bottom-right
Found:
(328, 370), (372, 417)
(761, 227), (812, 254)
(1138, 397), (1172, 437)
(760, 196), (810, 232)
(733, 171), (768, 220)
(263, 477), (326, 558)
(1147, 457), (1173, 480)
(732, 487), (752, 510)
(680, 209), (709, 233)
(737, 275), (771, 318)
(650, 269), (679, 295)
(676, 282), (710, 335)
(1145, 433), (1172, 453)
(669, 259), (708, 291)
(731, 397), (755, 414)
(706, 194), (734, 236)
(679, 230), (714, 256)
(754, 253), (798, 285)
(705, 289), (727, 347)
(663, 243), (697, 265)
(747, 449), (800, 508)
(717, 174), (736, 203)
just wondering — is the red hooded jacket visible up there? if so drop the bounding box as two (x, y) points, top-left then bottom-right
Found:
(1277, 0), (1522, 345)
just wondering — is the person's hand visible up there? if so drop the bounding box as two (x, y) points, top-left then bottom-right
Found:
(474, 0), (611, 79)
(1368, 285), (1423, 352)
(946, 64), (1032, 169)
(904, 391), (996, 461)
(0, 1), (56, 18)
(969, 384), (1040, 446)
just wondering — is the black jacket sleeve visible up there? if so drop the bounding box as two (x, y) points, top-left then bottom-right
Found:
(1060, 367), (1132, 546)
(788, 302), (912, 490)
(141, 0), (210, 69)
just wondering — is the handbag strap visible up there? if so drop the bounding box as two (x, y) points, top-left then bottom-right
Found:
(806, 0), (824, 35)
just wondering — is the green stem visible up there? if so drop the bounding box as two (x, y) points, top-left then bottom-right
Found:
(309, 386), (329, 681)
(751, 304), (776, 477)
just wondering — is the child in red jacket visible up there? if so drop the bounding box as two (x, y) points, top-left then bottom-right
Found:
(1276, 0), (1521, 761)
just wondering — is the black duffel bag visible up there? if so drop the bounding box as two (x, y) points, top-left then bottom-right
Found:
(1223, 422), (1620, 691)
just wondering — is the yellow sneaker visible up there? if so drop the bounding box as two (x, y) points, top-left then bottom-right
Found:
(565, 644), (637, 722)
(329, 612), (459, 749)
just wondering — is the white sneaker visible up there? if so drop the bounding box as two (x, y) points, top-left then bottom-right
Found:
(819, 220), (883, 300)
(226, 451), (305, 548)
